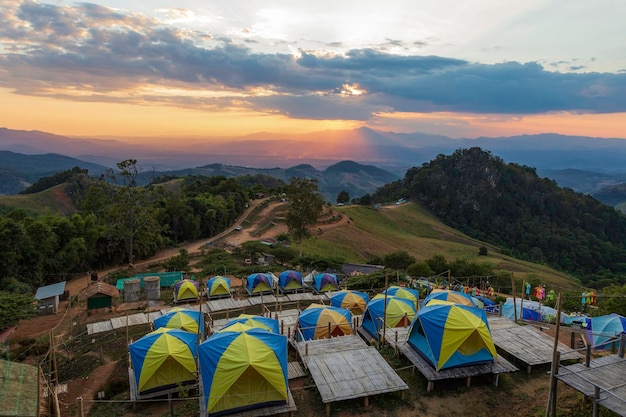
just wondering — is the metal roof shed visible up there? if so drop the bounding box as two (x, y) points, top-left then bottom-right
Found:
(34, 281), (66, 315)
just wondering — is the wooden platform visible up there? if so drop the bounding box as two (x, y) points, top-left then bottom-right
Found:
(287, 361), (306, 380)
(490, 324), (582, 373)
(556, 354), (626, 417)
(399, 343), (518, 392)
(487, 315), (518, 330)
(206, 298), (250, 313)
(294, 335), (408, 416)
(380, 326), (410, 351)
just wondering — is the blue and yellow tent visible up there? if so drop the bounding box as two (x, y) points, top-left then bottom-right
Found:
(207, 276), (231, 298)
(198, 327), (288, 416)
(246, 273), (273, 294)
(220, 314), (280, 334)
(173, 279), (199, 303)
(424, 289), (477, 308)
(382, 286), (419, 310)
(407, 303), (497, 371)
(361, 295), (416, 341)
(129, 328), (198, 396)
(153, 307), (204, 338)
(501, 302), (541, 322)
(329, 290), (370, 315)
(278, 270), (304, 293)
(296, 303), (353, 340)
(312, 273), (339, 293)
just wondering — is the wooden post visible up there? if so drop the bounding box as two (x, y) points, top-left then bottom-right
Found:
(593, 385), (600, 417)
(545, 293), (562, 417)
(585, 345), (591, 367)
(168, 392), (174, 417)
(511, 273), (518, 323)
(570, 331), (576, 349)
(619, 334), (626, 358)
(382, 273), (389, 345)
(77, 397), (84, 417)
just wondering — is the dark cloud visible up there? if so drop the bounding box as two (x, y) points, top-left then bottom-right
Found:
(1, 0), (625, 122)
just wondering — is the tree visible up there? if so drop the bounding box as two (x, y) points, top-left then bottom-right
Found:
(84, 159), (163, 264)
(286, 178), (324, 256)
(383, 251), (416, 270)
(597, 284), (626, 316)
(336, 190), (350, 204)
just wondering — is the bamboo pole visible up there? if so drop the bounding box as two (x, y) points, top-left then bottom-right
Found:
(382, 273), (389, 345)
(545, 293), (562, 417)
(511, 273), (518, 323)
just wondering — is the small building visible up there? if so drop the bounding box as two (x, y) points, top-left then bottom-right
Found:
(258, 252), (275, 265)
(81, 282), (119, 314)
(34, 281), (66, 315)
(341, 263), (385, 276)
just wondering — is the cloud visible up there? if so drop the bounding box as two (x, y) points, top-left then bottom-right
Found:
(1, 0), (626, 122)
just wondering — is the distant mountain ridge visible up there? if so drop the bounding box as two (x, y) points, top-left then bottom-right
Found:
(3, 126), (626, 203)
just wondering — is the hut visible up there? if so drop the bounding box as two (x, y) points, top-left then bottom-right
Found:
(81, 282), (119, 314)
(34, 281), (66, 315)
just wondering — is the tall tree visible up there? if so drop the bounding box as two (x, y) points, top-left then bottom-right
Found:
(336, 190), (350, 204)
(286, 177), (324, 256)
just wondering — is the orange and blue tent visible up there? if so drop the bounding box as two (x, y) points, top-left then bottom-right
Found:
(587, 313), (626, 349)
(278, 270), (303, 292)
(424, 289), (477, 308)
(153, 307), (204, 338)
(296, 303), (353, 340)
(246, 273), (273, 294)
(207, 276), (231, 298)
(361, 295), (416, 340)
(129, 328), (198, 396)
(198, 327), (288, 416)
(220, 314), (280, 334)
(312, 273), (339, 292)
(407, 303), (497, 371)
(382, 286), (419, 310)
(173, 279), (199, 302)
(329, 290), (370, 315)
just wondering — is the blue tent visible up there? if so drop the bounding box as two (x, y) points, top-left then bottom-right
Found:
(278, 270), (304, 292)
(381, 286), (419, 310)
(501, 302), (541, 321)
(587, 313), (626, 349)
(407, 303), (497, 370)
(312, 273), (339, 292)
(246, 273), (274, 294)
(129, 328), (198, 396)
(361, 295), (416, 341)
(221, 314), (280, 334)
(296, 304), (352, 340)
(198, 327), (288, 415)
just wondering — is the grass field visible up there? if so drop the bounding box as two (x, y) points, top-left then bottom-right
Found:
(305, 203), (580, 290)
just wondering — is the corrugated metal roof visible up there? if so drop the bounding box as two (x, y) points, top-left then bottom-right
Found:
(34, 281), (66, 300)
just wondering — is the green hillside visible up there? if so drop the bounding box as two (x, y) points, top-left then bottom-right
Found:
(305, 203), (580, 289)
(0, 183), (78, 216)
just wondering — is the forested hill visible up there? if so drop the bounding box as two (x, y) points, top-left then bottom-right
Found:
(372, 147), (626, 288)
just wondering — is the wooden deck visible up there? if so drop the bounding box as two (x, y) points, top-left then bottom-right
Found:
(487, 315), (518, 330)
(555, 354), (626, 417)
(201, 389), (297, 417)
(399, 343), (518, 392)
(490, 324), (582, 373)
(206, 298), (250, 313)
(380, 326), (410, 351)
(293, 335), (408, 416)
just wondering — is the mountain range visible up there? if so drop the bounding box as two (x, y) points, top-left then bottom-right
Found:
(2, 126), (626, 204)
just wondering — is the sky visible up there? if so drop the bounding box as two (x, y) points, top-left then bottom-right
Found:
(1, 0), (625, 140)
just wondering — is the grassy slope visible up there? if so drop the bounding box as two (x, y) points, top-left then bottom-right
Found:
(304, 203), (580, 289)
(0, 183), (78, 216)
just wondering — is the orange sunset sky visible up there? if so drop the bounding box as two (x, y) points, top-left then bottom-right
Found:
(1, 0), (625, 141)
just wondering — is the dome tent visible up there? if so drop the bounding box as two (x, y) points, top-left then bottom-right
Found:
(173, 279), (199, 303)
(329, 290), (370, 315)
(207, 276), (231, 298)
(407, 303), (497, 371)
(278, 270), (304, 293)
(246, 273), (274, 295)
(295, 303), (353, 341)
(312, 273), (339, 293)
(198, 327), (288, 416)
(153, 307), (204, 338)
(361, 295), (416, 341)
(129, 328), (198, 396)
(424, 289), (477, 308)
(381, 286), (419, 310)
(587, 313), (626, 349)
(220, 314), (280, 334)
